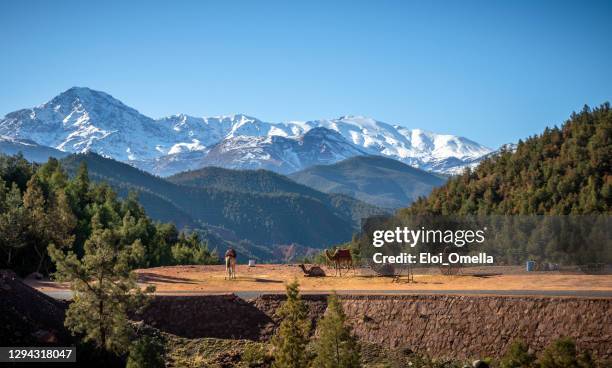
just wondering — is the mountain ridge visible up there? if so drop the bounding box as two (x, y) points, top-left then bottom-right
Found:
(59, 152), (384, 256)
(290, 155), (447, 208)
(0, 87), (493, 176)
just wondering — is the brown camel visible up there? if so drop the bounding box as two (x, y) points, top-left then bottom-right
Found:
(298, 264), (326, 277)
(325, 249), (354, 276)
(225, 248), (237, 280)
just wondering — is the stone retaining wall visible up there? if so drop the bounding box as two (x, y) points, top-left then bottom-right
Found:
(136, 294), (612, 360)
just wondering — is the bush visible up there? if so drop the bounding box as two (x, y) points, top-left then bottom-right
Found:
(126, 336), (165, 368)
(539, 337), (592, 368)
(500, 340), (536, 368)
(241, 343), (272, 367)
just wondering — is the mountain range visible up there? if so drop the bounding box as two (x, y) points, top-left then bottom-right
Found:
(289, 155), (447, 209)
(59, 152), (385, 261)
(0, 87), (492, 176)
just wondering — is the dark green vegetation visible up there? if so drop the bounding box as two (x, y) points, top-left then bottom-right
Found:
(49, 226), (156, 354)
(290, 155), (447, 209)
(167, 165), (381, 226)
(404, 104), (611, 215)
(271, 280), (312, 368)
(61, 153), (383, 261)
(500, 338), (598, 368)
(126, 336), (166, 368)
(0, 154), (217, 276)
(311, 293), (361, 368)
(357, 104), (612, 266)
(246, 283), (362, 368)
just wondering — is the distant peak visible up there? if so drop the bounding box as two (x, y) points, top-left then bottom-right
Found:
(45, 87), (130, 111)
(58, 86), (99, 99)
(337, 114), (372, 121)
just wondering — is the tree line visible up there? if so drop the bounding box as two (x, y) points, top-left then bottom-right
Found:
(404, 103), (611, 216)
(378, 104), (611, 266)
(0, 154), (218, 276)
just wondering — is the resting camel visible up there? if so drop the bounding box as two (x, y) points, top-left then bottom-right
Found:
(225, 248), (237, 280)
(299, 264), (326, 277)
(325, 249), (354, 276)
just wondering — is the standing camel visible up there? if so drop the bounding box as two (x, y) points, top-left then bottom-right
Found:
(225, 248), (237, 280)
(325, 249), (354, 276)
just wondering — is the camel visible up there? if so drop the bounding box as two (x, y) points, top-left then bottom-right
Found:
(298, 264), (326, 277)
(325, 249), (354, 276)
(225, 248), (237, 280)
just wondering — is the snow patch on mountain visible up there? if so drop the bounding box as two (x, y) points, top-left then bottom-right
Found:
(0, 87), (493, 176)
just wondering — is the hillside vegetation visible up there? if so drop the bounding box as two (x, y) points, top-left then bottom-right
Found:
(403, 104), (611, 216)
(379, 104), (611, 265)
(290, 155), (446, 208)
(62, 154), (383, 254)
(0, 155), (217, 276)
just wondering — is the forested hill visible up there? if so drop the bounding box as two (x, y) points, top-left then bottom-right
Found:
(403, 103), (611, 216)
(168, 166), (328, 199)
(290, 155), (447, 209)
(61, 153), (383, 250)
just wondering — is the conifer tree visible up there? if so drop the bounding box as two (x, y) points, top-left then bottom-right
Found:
(49, 228), (154, 354)
(0, 183), (28, 269)
(272, 280), (311, 368)
(23, 176), (50, 273)
(312, 293), (361, 368)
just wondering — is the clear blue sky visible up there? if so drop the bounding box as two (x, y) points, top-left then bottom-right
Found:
(1, 0), (610, 148)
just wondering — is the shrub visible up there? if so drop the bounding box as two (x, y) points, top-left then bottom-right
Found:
(500, 340), (536, 368)
(539, 337), (578, 368)
(126, 336), (165, 368)
(242, 343), (272, 367)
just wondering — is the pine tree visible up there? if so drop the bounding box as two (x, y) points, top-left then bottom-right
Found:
(272, 280), (311, 368)
(66, 162), (91, 255)
(0, 183), (28, 269)
(23, 176), (76, 274)
(48, 228), (155, 354)
(312, 293), (361, 368)
(23, 176), (50, 273)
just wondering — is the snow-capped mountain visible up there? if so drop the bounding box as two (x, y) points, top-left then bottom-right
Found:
(198, 127), (370, 175)
(0, 87), (168, 161)
(0, 87), (493, 175)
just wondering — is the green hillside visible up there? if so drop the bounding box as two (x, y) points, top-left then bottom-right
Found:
(289, 155), (447, 209)
(169, 166), (329, 199)
(168, 166), (382, 223)
(369, 104), (612, 266)
(403, 104), (611, 216)
(61, 154), (383, 253)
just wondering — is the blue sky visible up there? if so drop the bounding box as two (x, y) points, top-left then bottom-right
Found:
(0, 0), (610, 148)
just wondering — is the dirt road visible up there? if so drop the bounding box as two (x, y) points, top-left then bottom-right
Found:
(29, 264), (612, 298)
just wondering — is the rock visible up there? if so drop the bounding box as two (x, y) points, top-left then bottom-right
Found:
(472, 360), (489, 368)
